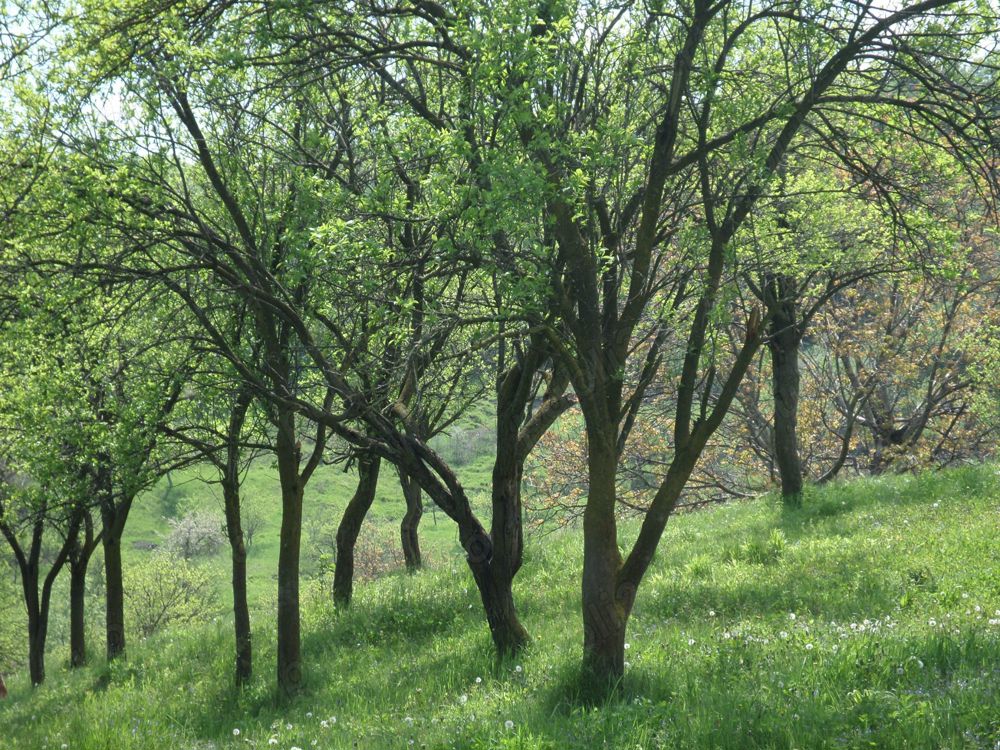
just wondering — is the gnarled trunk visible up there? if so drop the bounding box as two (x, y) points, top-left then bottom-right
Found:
(333, 453), (381, 606)
(399, 469), (422, 572)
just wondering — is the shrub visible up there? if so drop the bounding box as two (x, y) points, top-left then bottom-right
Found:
(163, 510), (223, 560)
(124, 553), (217, 639)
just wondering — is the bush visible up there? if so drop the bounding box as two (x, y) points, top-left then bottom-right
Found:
(162, 511), (223, 560)
(124, 553), (217, 639)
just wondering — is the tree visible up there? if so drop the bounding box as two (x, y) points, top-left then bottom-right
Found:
(310, 0), (999, 685)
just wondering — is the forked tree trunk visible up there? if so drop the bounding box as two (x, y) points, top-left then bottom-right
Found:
(98, 465), (133, 663)
(23, 570), (45, 686)
(399, 469), (422, 571)
(69, 510), (98, 668)
(274, 407), (304, 695)
(333, 453), (381, 606)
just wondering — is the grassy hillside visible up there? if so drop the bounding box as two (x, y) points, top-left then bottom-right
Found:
(2, 466), (1000, 749)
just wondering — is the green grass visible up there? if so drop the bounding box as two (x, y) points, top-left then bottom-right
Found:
(3, 465), (1000, 749)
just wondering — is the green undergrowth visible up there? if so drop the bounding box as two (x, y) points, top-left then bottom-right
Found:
(3, 465), (1000, 749)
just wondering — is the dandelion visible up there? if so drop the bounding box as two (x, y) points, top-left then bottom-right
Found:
(789, 613), (796, 621)
(233, 729), (241, 737)
(624, 661), (631, 669)
(928, 618), (937, 627)
(779, 631), (789, 639)
(709, 610), (716, 617)
(475, 676), (482, 684)
(286, 724), (293, 731)
(306, 712), (313, 718)
(459, 694), (468, 705)
(688, 638), (696, 646)
(897, 667), (904, 674)
(329, 717), (337, 725)
(268, 740), (278, 747)
(805, 643), (814, 651)
(404, 716), (414, 726)
(320, 721), (329, 729)
(624, 642), (631, 650)
(291, 746), (303, 750)
(515, 665), (523, 673)
(504, 720), (514, 730)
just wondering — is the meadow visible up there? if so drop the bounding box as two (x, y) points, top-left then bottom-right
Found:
(2, 464), (999, 749)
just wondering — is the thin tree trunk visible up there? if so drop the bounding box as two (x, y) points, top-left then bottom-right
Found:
(223, 477), (252, 686)
(333, 453), (381, 606)
(222, 392), (253, 686)
(69, 556), (88, 668)
(275, 407), (304, 695)
(399, 469), (422, 572)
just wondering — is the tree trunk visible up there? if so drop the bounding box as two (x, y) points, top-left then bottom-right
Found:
(222, 478), (252, 686)
(27, 612), (45, 687)
(69, 555), (88, 668)
(275, 408), (304, 695)
(333, 453), (381, 606)
(22, 569), (45, 686)
(580, 430), (627, 684)
(766, 274), (804, 505)
(482, 409), (530, 655)
(69, 511), (97, 668)
(770, 331), (804, 504)
(102, 525), (126, 661)
(399, 469), (422, 572)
